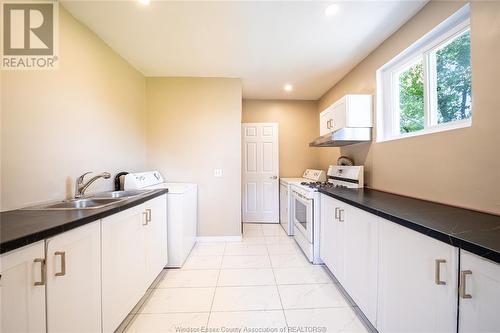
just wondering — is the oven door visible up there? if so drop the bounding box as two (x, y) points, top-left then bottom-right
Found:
(291, 189), (313, 243)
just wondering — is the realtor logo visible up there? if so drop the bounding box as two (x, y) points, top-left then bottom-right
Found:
(1, 1), (59, 69)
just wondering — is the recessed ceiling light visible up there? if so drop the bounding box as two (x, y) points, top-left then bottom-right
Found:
(325, 4), (340, 16)
(284, 84), (293, 92)
(138, 0), (150, 5)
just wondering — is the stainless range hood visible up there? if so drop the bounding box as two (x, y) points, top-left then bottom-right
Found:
(309, 127), (372, 147)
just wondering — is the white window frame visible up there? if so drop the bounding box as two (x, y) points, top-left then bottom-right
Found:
(376, 4), (472, 142)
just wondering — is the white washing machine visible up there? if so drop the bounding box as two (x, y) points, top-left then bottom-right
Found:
(123, 171), (197, 268)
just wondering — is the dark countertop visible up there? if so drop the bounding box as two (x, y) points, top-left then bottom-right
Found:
(319, 187), (500, 264)
(0, 189), (168, 254)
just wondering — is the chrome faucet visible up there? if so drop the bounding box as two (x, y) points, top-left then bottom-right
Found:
(75, 172), (111, 198)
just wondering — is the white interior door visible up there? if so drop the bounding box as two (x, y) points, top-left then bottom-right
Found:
(242, 123), (279, 223)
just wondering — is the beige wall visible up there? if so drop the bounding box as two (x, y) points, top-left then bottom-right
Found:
(318, 1), (500, 214)
(242, 100), (320, 177)
(1, 7), (147, 211)
(146, 77), (242, 237)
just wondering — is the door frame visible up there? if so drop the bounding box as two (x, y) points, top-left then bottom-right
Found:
(241, 122), (279, 224)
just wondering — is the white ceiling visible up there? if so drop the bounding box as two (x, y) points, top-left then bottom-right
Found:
(62, 1), (427, 100)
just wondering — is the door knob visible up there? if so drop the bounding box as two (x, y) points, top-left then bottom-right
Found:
(270, 176), (278, 179)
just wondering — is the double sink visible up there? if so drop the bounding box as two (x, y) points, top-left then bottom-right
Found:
(24, 190), (151, 210)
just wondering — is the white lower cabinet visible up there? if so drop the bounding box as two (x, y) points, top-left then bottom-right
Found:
(45, 222), (102, 333)
(459, 251), (500, 332)
(102, 203), (147, 333)
(377, 219), (458, 333)
(320, 195), (346, 281)
(320, 194), (378, 325)
(0, 241), (46, 333)
(343, 205), (378, 325)
(144, 194), (168, 286)
(1, 194), (168, 333)
(102, 194), (168, 333)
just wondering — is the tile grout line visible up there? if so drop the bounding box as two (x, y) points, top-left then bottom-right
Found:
(205, 241), (225, 328)
(267, 232), (290, 331)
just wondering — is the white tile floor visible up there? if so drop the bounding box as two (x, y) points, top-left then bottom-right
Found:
(123, 223), (371, 333)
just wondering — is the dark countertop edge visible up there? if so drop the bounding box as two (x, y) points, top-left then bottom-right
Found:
(318, 189), (500, 265)
(0, 189), (168, 255)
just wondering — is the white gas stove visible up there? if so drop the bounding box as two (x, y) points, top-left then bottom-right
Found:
(291, 165), (364, 264)
(279, 169), (326, 236)
(298, 165), (364, 191)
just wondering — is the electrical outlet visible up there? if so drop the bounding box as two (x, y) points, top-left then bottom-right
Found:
(214, 169), (223, 177)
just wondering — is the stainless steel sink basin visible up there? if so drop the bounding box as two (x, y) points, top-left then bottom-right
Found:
(92, 190), (147, 199)
(24, 198), (123, 210)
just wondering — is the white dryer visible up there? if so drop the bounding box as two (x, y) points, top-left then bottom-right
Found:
(123, 171), (197, 268)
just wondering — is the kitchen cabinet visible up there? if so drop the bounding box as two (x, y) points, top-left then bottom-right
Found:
(343, 205), (378, 325)
(320, 195), (346, 282)
(377, 219), (458, 333)
(0, 241), (46, 333)
(101, 194), (167, 333)
(279, 183), (289, 231)
(45, 222), (101, 333)
(458, 251), (500, 332)
(102, 203), (147, 333)
(319, 108), (334, 136)
(319, 95), (372, 136)
(320, 194), (378, 324)
(144, 194), (168, 285)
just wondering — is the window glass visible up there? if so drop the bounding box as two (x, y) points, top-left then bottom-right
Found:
(398, 60), (424, 133)
(376, 5), (472, 142)
(434, 30), (471, 124)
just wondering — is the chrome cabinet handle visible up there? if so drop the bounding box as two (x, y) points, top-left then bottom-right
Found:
(327, 119), (334, 129)
(460, 270), (472, 299)
(55, 251), (66, 276)
(334, 207), (339, 220)
(142, 211), (148, 225)
(146, 209), (152, 222)
(338, 209), (345, 222)
(33, 258), (46, 286)
(434, 259), (446, 285)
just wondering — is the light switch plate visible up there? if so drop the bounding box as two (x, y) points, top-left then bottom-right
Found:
(214, 169), (223, 177)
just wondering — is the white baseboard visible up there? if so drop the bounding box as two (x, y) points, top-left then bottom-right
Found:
(196, 235), (242, 242)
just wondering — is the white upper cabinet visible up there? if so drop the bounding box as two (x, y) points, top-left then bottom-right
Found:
(319, 94), (373, 136)
(45, 222), (101, 333)
(459, 251), (500, 333)
(0, 241), (46, 333)
(377, 219), (458, 333)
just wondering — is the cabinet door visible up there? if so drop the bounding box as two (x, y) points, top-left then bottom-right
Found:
(459, 251), (500, 333)
(377, 220), (458, 333)
(46, 222), (101, 333)
(330, 198), (346, 282)
(0, 242), (46, 333)
(102, 204), (147, 333)
(320, 195), (345, 281)
(320, 194), (335, 269)
(319, 109), (333, 136)
(144, 194), (168, 286)
(280, 184), (288, 227)
(331, 98), (346, 132)
(343, 206), (378, 325)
